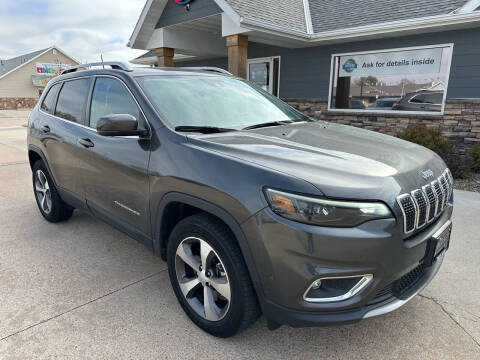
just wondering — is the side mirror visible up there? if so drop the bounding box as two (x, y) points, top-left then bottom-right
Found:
(96, 114), (148, 137)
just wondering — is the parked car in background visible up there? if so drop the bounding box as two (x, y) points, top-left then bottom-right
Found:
(348, 99), (366, 109)
(330, 98), (366, 109)
(368, 98), (401, 110)
(28, 62), (454, 337)
(393, 91), (444, 112)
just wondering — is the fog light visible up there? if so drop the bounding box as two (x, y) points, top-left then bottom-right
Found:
(303, 274), (373, 303)
(311, 279), (322, 290)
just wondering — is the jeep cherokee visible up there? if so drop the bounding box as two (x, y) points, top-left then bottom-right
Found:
(27, 62), (453, 337)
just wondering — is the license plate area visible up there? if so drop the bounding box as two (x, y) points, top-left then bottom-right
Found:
(424, 221), (452, 266)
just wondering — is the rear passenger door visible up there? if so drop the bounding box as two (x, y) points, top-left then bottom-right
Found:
(38, 77), (92, 205)
(77, 76), (152, 237)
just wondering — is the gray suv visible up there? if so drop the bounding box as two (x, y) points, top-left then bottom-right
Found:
(27, 62), (454, 337)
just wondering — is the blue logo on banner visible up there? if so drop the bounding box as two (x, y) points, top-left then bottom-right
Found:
(342, 59), (358, 73)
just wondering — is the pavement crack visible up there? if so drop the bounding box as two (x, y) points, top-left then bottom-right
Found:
(0, 269), (167, 342)
(419, 294), (480, 348)
(0, 161), (28, 167)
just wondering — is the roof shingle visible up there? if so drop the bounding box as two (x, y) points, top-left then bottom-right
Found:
(308, 0), (469, 33)
(226, 0), (307, 32)
(0, 48), (49, 77)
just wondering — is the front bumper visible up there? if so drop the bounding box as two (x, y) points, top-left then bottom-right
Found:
(241, 203), (453, 327)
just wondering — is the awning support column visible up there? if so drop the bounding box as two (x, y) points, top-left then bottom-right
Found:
(155, 47), (174, 67)
(226, 34), (248, 78)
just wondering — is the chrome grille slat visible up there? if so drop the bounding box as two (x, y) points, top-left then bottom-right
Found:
(397, 194), (416, 233)
(411, 189), (428, 228)
(397, 169), (453, 234)
(432, 180), (444, 214)
(422, 184), (436, 223)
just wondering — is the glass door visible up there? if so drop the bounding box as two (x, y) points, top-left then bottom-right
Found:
(247, 57), (280, 97)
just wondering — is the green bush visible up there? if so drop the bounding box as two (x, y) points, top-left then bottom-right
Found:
(469, 142), (480, 173)
(397, 126), (470, 179)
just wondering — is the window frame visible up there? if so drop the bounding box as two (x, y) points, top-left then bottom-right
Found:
(327, 43), (454, 116)
(40, 83), (61, 114)
(85, 75), (151, 138)
(247, 56), (281, 97)
(54, 77), (93, 125)
(408, 92), (444, 105)
(87, 75), (144, 131)
(39, 75), (151, 138)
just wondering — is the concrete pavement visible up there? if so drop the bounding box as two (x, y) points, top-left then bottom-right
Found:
(0, 112), (479, 359)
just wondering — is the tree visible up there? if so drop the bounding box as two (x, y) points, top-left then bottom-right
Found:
(355, 76), (378, 97)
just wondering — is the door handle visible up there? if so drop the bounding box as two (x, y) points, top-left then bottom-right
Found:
(78, 138), (95, 148)
(40, 125), (50, 133)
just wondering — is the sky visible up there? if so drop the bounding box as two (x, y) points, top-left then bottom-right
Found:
(0, 0), (147, 63)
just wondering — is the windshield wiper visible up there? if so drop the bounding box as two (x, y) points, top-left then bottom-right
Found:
(242, 120), (296, 130)
(174, 126), (237, 134)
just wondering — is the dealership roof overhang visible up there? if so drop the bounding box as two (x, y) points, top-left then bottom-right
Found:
(128, 0), (480, 63)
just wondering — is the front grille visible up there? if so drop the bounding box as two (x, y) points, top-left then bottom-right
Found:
(397, 169), (452, 234)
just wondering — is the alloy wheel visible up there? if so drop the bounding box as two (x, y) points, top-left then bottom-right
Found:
(175, 236), (231, 322)
(34, 170), (52, 214)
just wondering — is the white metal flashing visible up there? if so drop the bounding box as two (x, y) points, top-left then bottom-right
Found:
(303, 0), (314, 34)
(456, 0), (480, 13)
(128, 0), (155, 47)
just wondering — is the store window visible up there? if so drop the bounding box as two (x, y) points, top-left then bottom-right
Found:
(328, 44), (453, 114)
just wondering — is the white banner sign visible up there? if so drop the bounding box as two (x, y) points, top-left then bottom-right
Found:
(339, 47), (443, 77)
(36, 62), (70, 75)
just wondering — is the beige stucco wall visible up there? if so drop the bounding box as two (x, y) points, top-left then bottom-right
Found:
(0, 48), (78, 98)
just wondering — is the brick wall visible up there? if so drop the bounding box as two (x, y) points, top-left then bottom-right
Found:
(286, 99), (480, 155)
(0, 98), (38, 110)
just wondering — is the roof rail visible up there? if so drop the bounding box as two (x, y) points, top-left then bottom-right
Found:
(180, 67), (232, 75)
(60, 61), (132, 75)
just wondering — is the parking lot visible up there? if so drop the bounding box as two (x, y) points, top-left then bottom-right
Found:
(0, 110), (479, 359)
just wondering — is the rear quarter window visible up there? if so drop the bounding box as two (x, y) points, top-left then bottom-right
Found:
(40, 83), (61, 114)
(55, 78), (92, 124)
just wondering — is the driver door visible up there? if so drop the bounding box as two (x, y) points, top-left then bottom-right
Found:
(77, 76), (151, 237)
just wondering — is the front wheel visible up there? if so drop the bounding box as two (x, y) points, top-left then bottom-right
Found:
(167, 213), (260, 337)
(32, 160), (73, 222)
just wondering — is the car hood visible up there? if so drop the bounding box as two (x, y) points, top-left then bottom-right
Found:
(187, 121), (446, 203)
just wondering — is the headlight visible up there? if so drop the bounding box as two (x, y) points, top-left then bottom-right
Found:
(264, 188), (392, 227)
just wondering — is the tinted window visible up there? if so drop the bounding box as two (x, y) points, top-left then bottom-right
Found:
(55, 78), (91, 123)
(409, 94), (425, 103)
(89, 77), (141, 129)
(424, 93), (444, 104)
(40, 83), (61, 114)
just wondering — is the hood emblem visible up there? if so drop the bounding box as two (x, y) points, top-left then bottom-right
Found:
(421, 169), (434, 180)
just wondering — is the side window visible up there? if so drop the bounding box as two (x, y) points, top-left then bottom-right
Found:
(40, 83), (61, 114)
(89, 77), (141, 129)
(55, 78), (92, 123)
(431, 93), (444, 105)
(409, 94), (425, 103)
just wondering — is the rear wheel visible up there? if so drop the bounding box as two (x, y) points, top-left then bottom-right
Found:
(167, 213), (260, 337)
(32, 160), (73, 222)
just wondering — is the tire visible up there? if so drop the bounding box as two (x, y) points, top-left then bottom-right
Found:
(167, 213), (260, 337)
(32, 160), (74, 223)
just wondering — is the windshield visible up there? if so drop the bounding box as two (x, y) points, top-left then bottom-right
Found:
(137, 75), (309, 129)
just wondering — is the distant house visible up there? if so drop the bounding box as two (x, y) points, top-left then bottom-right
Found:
(0, 46), (79, 110)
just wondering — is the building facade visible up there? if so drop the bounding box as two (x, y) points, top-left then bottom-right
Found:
(129, 0), (480, 154)
(0, 46), (78, 110)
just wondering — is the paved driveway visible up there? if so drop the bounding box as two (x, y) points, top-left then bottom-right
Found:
(0, 112), (479, 359)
